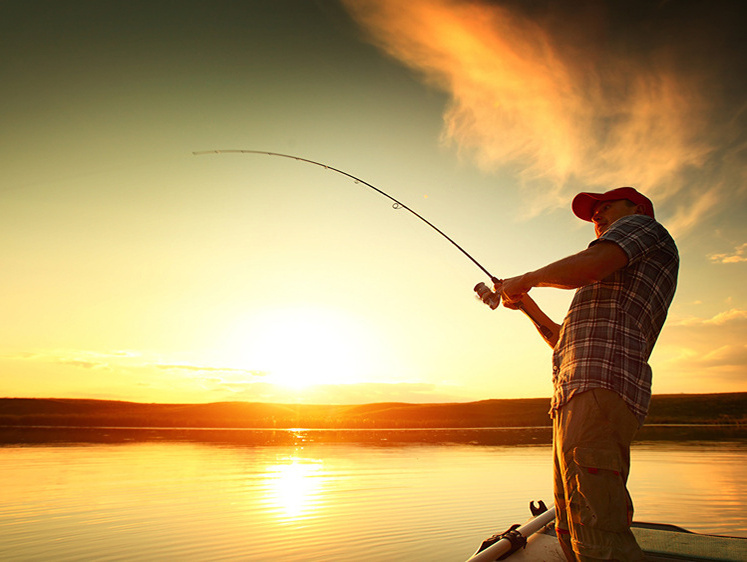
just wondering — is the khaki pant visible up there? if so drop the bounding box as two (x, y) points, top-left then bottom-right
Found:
(553, 389), (645, 561)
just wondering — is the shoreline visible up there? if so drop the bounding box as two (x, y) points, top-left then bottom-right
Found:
(2, 423), (745, 447)
(1, 394), (745, 437)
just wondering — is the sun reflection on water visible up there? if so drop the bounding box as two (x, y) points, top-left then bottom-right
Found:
(264, 455), (326, 521)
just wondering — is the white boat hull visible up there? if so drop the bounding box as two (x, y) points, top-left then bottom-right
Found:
(467, 505), (747, 561)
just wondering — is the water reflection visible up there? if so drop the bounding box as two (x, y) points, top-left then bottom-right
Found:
(0, 439), (745, 561)
(264, 456), (325, 520)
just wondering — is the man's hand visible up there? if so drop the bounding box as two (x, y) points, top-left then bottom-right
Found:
(496, 280), (561, 347)
(491, 280), (517, 310)
(498, 274), (533, 307)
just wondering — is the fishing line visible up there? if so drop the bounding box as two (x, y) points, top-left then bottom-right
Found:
(193, 149), (499, 282)
(193, 149), (552, 338)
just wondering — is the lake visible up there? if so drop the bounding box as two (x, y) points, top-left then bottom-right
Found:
(1, 430), (745, 561)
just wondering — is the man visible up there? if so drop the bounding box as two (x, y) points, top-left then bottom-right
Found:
(494, 187), (678, 561)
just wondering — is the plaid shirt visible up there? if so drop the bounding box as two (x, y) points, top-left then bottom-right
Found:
(551, 214), (679, 424)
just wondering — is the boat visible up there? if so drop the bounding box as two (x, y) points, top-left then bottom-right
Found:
(466, 502), (747, 561)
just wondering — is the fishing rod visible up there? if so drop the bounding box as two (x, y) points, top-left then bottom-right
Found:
(193, 149), (552, 338)
(195, 149), (497, 280)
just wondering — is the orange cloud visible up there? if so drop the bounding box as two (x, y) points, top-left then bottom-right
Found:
(342, 0), (738, 226)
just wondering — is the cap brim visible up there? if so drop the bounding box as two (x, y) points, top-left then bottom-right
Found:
(572, 192), (601, 222)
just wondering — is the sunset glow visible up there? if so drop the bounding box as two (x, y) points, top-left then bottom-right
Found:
(1, 1), (744, 405)
(220, 307), (376, 390)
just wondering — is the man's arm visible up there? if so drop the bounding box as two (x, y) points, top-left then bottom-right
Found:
(498, 241), (628, 346)
(501, 241), (629, 300)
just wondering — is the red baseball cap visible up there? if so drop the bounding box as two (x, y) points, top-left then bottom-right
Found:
(572, 187), (655, 221)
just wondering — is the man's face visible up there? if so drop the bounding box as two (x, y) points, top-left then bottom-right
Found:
(591, 199), (639, 237)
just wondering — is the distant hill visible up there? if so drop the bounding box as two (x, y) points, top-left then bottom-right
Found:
(1, 393), (745, 429)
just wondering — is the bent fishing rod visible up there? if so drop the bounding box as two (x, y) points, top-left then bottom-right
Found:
(193, 149), (552, 338)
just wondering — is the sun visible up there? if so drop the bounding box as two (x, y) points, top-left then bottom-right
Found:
(221, 306), (376, 390)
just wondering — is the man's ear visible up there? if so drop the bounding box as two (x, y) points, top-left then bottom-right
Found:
(634, 204), (646, 215)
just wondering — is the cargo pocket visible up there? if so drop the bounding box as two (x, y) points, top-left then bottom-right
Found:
(568, 447), (630, 533)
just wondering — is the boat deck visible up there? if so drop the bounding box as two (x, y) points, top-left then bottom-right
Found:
(478, 522), (747, 561)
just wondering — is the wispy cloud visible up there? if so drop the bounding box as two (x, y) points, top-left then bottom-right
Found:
(155, 363), (268, 377)
(4, 350), (465, 403)
(654, 308), (747, 391)
(342, 0), (745, 227)
(657, 343), (747, 384)
(709, 243), (747, 264)
(671, 308), (747, 328)
(7, 350), (268, 378)
(59, 360), (108, 370)
(694, 345), (747, 371)
(208, 381), (462, 404)
(3, 349), (139, 370)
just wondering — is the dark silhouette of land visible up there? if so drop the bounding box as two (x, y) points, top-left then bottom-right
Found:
(1, 393), (744, 429)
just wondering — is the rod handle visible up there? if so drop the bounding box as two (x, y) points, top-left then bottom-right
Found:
(515, 302), (554, 339)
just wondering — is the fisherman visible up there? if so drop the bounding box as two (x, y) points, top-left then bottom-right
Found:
(493, 187), (678, 561)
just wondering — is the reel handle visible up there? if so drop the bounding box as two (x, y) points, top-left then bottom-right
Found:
(475, 280), (554, 340)
(474, 282), (501, 310)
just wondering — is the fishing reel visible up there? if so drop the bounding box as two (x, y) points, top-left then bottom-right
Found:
(474, 282), (501, 310)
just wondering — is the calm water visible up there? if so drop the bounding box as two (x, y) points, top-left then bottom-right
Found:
(1, 435), (745, 561)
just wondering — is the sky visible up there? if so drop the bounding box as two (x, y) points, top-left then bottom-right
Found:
(2, 0), (745, 405)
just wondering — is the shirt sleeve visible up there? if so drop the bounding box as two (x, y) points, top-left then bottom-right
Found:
(590, 214), (663, 265)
